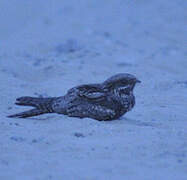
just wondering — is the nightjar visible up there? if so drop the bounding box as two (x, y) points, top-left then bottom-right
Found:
(8, 73), (141, 121)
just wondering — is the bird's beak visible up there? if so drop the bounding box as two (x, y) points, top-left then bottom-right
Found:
(136, 79), (141, 83)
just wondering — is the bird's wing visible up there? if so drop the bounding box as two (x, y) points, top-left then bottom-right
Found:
(67, 84), (106, 102)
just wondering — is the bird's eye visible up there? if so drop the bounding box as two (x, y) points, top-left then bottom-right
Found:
(120, 89), (126, 94)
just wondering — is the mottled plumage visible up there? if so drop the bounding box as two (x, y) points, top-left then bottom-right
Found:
(8, 73), (141, 121)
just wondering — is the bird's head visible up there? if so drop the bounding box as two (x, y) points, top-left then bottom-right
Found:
(102, 73), (141, 95)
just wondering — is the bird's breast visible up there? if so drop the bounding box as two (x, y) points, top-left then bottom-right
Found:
(116, 92), (135, 112)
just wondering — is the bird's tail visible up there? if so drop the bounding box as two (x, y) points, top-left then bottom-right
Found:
(8, 96), (55, 118)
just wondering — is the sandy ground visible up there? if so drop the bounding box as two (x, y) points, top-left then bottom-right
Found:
(0, 0), (187, 179)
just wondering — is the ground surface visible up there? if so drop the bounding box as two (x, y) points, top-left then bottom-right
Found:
(0, 0), (187, 179)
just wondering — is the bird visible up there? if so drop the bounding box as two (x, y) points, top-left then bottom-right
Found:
(8, 73), (141, 121)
